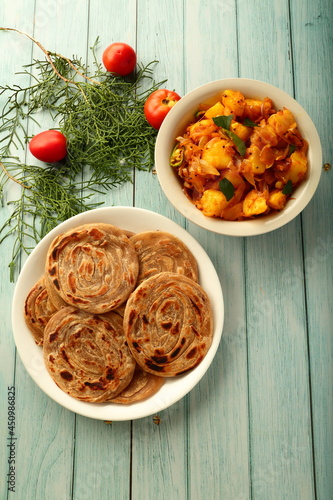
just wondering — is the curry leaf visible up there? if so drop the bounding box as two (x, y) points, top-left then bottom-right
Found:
(213, 115), (233, 130)
(288, 144), (296, 156)
(282, 180), (293, 195)
(219, 177), (235, 201)
(243, 117), (258, 127)
(212, 115), (246, 156)
(222, 129), (247, 156)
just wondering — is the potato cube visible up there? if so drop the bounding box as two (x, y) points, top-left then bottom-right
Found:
(201, 137), (234, 169)
(196, 189), (228, 217)
(267, 190), (287, 210)
(188, 119), (216, 138)
(243, 189), (268, 217)
(222, 90), (245, 117)
(288, 150), (308, 185)
(230, 121), (252, 141)
(244, 97), (274, 121)
(268, 107), (295, 135)
(241, 145), (267, 174)
(205, 101), (224, 119)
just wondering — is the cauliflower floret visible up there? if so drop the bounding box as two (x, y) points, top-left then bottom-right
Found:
(196, 189), (228, 217)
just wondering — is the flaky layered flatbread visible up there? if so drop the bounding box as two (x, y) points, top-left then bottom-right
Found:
(124, 272), (213, 377)
(109, 365), (164, 404)
(45, 223), (139, 314)
(130, 231), (198, 285)
(24, 277), (58, 345)
(43, 306), (136, 402)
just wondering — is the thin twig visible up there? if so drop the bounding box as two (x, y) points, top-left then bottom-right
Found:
(0, 161), (30, 189)
(0, 27), (100, 86)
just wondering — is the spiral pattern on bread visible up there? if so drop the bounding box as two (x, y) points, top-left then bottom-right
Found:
(43, 306), (136, 402)
(124, 272), (213, 377)
(130, 231), (198, 285)
(45, 223), (139, 314)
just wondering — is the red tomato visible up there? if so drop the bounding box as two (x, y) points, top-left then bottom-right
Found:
(144, 89), (181, 129)
(102, 42), (137, 76)
(29, 130), (67, 163)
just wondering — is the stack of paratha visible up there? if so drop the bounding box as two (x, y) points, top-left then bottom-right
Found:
(24, 223), (213, 405)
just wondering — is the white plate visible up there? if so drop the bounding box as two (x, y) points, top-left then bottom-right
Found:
(12, 206), (224, 421)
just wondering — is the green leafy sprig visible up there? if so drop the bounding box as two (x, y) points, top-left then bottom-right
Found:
(0, 29), (166, 280)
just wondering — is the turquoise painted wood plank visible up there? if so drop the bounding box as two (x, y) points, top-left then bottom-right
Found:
(5, 2), (90, 499)
(72, 2), (136, 497)
(183, 0), (240, 89)
(187, 231), (249, 500)
(132, 402), (189, 500)
(131, 2), (188, 499)
(290, 1), (333, 499)
(237, 1), (315, 498)
(134, 0), (186, 227)
(14, 360), (75, 500)
(181, 1), (251, 498)
(0, 3), (37, 500)
(245, 225), (315, 500)
(72, 419), (132, 500)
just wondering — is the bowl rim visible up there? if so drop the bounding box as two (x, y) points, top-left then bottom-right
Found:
(155, 77), (322, 236)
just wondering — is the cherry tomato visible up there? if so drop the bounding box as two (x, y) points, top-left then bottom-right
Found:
(29, 130), (67, 163)
(144, 89), (181, 129)
(102, 42), (137, 76)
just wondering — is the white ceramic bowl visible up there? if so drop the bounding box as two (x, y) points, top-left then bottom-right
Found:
(12, 206), (224, 421)
(155, 78), (322, 236)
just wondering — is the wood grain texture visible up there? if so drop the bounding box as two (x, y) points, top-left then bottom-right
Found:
(134, 0), (186, 226)
(182, 1), (250, 498)
(290, 1), (333, 499)
(0, 0), (331, 499)
(6, 2), (89, 499)
(132, 3), (189, 499)
(0, 2), (36, 500)
(237, 1), (316, 498)
(72, 418), (131, 500)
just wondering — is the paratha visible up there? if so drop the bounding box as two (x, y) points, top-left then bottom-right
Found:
(130, 231), (198, 285)
(123, 272), (213, 377)
(45, 223), (139, 314)
(43, 306), (136, 402)
(109, 365), (164, 404)
(24, 277), (58, 345)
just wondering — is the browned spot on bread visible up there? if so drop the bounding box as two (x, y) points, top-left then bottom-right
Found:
(151, 355), (168, 364)
(84, 381), (105, 390)
(145, 360), (165, 372)
(49, 332), (58, 342)
(60, 370), (73, 381)
(53, 279), (60, 291)
(186, 347), (197, 359)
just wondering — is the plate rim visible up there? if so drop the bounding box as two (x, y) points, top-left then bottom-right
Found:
(12, 206), (224, 421)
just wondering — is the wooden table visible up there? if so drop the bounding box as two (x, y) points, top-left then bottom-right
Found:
(0, 1), (332, 499)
